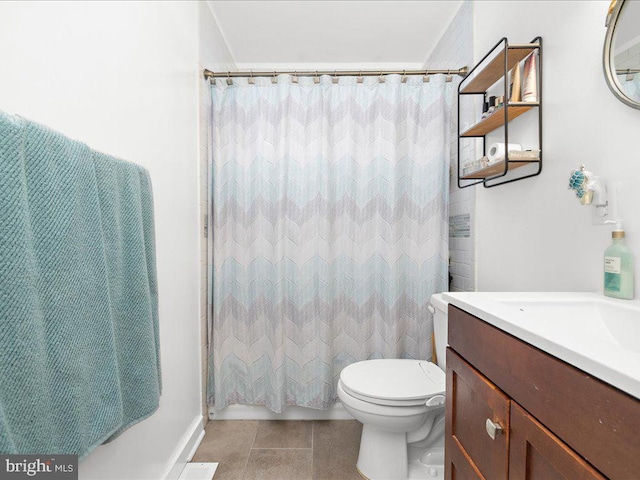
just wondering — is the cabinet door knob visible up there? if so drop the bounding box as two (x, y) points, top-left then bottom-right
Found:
(485, 418), (503, 440)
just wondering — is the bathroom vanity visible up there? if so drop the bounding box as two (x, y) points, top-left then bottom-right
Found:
(442, 293), (640, 480)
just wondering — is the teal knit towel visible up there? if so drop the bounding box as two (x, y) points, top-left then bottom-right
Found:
(0, 112), (160, 459)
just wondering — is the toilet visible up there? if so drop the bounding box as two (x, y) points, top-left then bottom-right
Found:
(338, 293), (449, 480)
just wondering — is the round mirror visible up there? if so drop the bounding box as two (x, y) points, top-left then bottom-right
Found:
(604, 0), (640, 109)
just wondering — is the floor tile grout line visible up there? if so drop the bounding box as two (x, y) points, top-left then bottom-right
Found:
(310, 421), (314, 480)
(241, 420), (260, 479)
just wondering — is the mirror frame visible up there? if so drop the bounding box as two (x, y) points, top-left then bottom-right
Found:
(603, 0), (640, 109)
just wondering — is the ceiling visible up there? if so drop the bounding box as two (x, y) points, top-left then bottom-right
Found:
(207, 1), (463, 67)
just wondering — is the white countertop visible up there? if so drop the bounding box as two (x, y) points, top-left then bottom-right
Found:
(442, 292), (640, 400)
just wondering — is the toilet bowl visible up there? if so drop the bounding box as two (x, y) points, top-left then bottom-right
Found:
(337, 294), (449, 480)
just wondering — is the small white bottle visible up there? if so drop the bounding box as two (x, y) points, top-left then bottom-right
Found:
(604, 220), (634, 299)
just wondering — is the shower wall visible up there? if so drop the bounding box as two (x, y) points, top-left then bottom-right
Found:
(425, 1), (476, 292)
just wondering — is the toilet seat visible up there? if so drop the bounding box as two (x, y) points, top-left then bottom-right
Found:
(339, 359), (445, 407)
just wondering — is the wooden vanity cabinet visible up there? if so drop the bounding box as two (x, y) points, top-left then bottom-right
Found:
(445, 305), (640, 480)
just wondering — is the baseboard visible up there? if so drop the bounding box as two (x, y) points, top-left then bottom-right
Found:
(209, 402), (354, 421)
(163, 414), (205, 480)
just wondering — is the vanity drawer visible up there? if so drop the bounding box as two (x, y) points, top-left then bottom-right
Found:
(448, 305), (640, 479)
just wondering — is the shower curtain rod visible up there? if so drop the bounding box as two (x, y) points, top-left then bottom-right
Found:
(203, 67), (468, 81)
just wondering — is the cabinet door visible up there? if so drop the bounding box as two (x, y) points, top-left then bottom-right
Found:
(509, 403), (606, 480)
(446, 348), (510, 480)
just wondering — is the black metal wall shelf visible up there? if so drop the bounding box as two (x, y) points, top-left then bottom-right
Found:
(457, 37), (543, 188)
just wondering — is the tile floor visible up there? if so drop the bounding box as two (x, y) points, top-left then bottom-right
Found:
(191, 420), (363, 480)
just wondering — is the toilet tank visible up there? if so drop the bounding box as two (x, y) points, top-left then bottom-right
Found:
(429, 294), (449, 371)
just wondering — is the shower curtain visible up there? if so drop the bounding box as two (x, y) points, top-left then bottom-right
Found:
(621, 73), (640, 100)
(208, 74), (452, 412)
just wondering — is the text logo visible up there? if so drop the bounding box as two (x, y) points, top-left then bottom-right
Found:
(0, 455), (77, 480)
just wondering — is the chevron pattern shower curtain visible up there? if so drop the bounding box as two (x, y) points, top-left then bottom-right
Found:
(208, 74), (452, 412)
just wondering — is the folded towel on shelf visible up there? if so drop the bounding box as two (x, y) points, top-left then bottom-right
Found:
(0, 112), (160, 459)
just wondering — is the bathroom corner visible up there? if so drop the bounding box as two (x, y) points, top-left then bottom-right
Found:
(198, 1), (237, 429)
(426, 0), (478, 293)
(1, 1), (639, 479)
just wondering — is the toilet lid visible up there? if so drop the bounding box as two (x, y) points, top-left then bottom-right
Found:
(339, 359), (445, 405)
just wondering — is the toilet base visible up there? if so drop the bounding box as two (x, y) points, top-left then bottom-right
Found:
(356, 465), (370, 480)
(355, 431), (445, 480)
(356, 424), (408, 480)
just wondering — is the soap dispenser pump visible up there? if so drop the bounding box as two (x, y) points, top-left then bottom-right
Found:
(604, 220), (634, 299)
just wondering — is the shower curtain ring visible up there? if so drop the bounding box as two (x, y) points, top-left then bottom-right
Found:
(357, 71), (363, 84)
(249, 70), (255, 85)
(272, 71), (277, 84)
(446, 69), (453, 83)
(379, 71), (385, 83)
(292, 71), (299, 84)
(333, 70), (338, 84)
(226, 72), (233, 86)
(314, 71), (320, 84)
(401, 70), (407, 83)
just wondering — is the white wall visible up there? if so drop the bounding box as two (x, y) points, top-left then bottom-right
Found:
(0, 2), (216, 478)
(472, 1), (640, 297)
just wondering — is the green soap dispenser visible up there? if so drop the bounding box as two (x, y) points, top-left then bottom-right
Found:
(604, 220), (634, 299)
